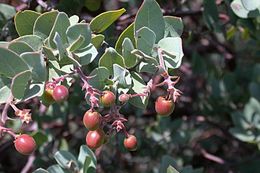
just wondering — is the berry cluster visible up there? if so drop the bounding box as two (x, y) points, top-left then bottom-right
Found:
(1, 60), (181, 155)
(84, 91), (137, 151)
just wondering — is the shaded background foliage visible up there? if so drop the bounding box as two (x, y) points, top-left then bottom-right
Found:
(0, 0), (259, 173)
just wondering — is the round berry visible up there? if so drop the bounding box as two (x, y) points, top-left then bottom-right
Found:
(86, 129), (105, 149)
(124, 135), (137, 151)
(155, 96), (175, 116)
(100, 91), (115, 107)
(83, 111), (101, 131)
(52, 85), (69, 102)
(14, 134), (36, 155)
(41, 87), (55, 106)
(119, 94), (130, 103)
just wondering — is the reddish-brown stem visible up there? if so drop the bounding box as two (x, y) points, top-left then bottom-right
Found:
(1, 95), (14, 124)
(0, 126), (17, 138)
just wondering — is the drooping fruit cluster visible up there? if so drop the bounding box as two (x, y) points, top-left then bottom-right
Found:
(82, 90), (138, 151)
(14, 134), (36, 155)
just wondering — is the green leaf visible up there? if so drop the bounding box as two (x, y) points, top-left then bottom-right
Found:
(241, 0), (260, 11)
(43, 46), (57, 61)
(14, 35), (43, 51)
(68, 36), (85, 52)
(47, 165), (65, 173)
(69, 15), (79, 26)
(99, 47), (125, 74)
(243, 97), (260, 125)
(158, 37), (184, 69)
(136, 27), (156, 55)
(49, 12), (70, 49)
(8, 41), (34, 55)
(115, 23), (135, 54)
(0, 77), (11, 104)
(32, 130), (48, 147)
(59, 138), (69, 151)
(0, 47), (29, 78)
(33, 168), (49, 173)
(0, 3), (16, 20)
(83, 158), (96, 173)
(129, 72), (148, 109)
(21, 52), (47, 82)
(231, 0), (249, 18)
(203, 0), (220, 31)
(167, 166), (180, 173)
(88, 67), (110, 90)
(33, 10), (58, 39)
(91, 34), (104, 49)
(122, 38), (138, 68)
(78, 145), (97, 167)
(73, 44), (98, 66)
(164, 16), (183, 37)
(54, 32), (67, 61)
(54, 151), (78, 170)
(113, 64), (132, 93)
(66, 23), (91, 49)
(23, 83), (44, 101)
(159, 155), (178, 173)
(11, 70), (31, 100)
(137, 60), (158, 74)
(229, 128), (257, 142)
(14, 10), (40, 36)
(135, 0), (165, 42)
(90, 8), (126, 33)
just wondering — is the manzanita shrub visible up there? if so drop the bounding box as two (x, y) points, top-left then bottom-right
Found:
(0, 0), (184, 172)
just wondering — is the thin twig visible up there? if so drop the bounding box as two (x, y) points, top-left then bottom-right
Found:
(21, 154), (35, 173)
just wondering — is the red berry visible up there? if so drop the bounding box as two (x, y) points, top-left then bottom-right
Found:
(119, 94), (130, 103)
(14, 134), (36, 155)
(124, 135), (137, 151)
(100, 91), (115, 107)
(155, 96), (175, 116)
(83, 111), (101, 131)
(41, 86), (55, 106)
(86, 129), (105, 149)
(52, 85), (69, 102)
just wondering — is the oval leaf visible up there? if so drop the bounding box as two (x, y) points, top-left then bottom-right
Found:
(122, 38), (138, 68)
(14, 35), (43, 51)
(48, 12), (70, 49)
(99, 47), (125, 74)
(135, 0), (165, 42)
(11, 70), (31, 99)
(158, 37), (184, 69)
(54, 150), (78, 169)
(115, 23), (135, 54)
(21, 52), (47, 82)
(33, 10), (58, 39)
(136, 27), (156, 55)
(66, 23), (91, 49)
(8, 41), (34, 55)
(14, 10), (40, 36)
(241, 0), (260, 11)
(164, 16), (183, 37)
(0, 47), (29, 78)
(90, 8), (126, 33)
